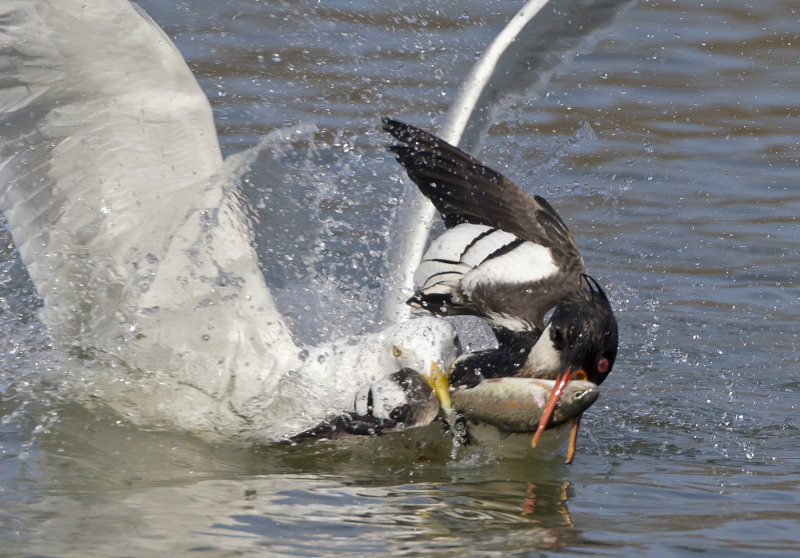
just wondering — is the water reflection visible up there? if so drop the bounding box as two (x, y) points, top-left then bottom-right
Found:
(521, 480), (573, 527)
(19, 408), (591, 555)
(207, 475), (580, 555)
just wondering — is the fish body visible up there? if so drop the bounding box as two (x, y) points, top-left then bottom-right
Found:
(451, 377), (598, 433)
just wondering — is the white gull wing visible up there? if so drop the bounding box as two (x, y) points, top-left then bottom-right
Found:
(380, 0), (633, 323)
(441, 0), (635, 152)
(0, 0), (302, 434)
(0, 0), (457, 441)
(0, 0), (296, 422)
(0, 0), (254, 336)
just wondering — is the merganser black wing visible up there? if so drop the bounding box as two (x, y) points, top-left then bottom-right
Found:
(383, 118), (585, 330)
(383, 118), (581, 254)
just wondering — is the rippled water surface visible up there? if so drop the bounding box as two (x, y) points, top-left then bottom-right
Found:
(2, 0), (800, 555)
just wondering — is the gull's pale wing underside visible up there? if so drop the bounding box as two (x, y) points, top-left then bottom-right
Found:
(0, 1), (298, 429)
(442, 0), (635, 152)
(0, 0), (227, 297)
(0, 0), (221, 327)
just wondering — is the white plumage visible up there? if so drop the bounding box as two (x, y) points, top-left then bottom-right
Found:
(414, 223), (558, 320)
(461, 237), (557, 288)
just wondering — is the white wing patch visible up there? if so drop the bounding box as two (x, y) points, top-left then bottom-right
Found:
(414, 224), (493, 292)
(414, 223), (557, 301)
(459, 227), (519, 267)
(461, 240), (557, 293)
(419, 224), (493, 263)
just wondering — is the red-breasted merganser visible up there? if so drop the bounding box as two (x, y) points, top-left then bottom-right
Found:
(384, 118), (618, 463)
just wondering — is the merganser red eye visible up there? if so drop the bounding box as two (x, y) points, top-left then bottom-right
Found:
(597, 358), (610, 374)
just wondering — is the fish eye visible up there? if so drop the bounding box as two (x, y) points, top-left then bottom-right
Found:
(392, 345), (403, 359)
(597, 357), (610, 374)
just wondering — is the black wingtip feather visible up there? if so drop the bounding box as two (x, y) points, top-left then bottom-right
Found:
(406, 291), (469, 317)
(382, 117), (423, 146)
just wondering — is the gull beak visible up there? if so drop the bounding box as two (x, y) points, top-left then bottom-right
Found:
(425, 361), (453, 417)
(531, 368), (587, 463)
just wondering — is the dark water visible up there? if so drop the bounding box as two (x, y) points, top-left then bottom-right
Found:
(2, 0), (800, 555)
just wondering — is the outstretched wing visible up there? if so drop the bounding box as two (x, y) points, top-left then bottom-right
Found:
(384, 118), (585, 330)
(0, 1), (223, 333)
(383, 118), (580, 252)
(380, 1), (634, 324)
(0, 0), (297, 412)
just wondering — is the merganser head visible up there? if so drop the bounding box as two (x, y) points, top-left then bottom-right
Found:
(549, 274), (618, 385)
